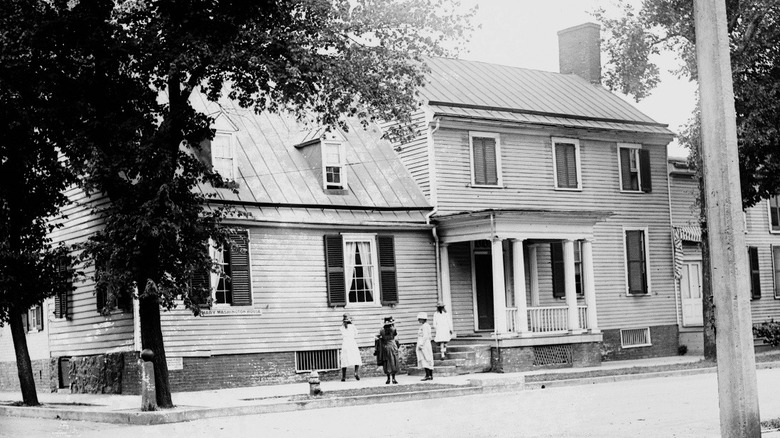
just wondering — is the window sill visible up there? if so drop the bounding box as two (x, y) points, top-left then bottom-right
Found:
(345, 302), (382, 308)
(626, 293), (651, 297)
(619, 189), (646, 194)
(467, 183), (505, 189)
(554, 187), (582, 192)
(325, 188), (349, 195)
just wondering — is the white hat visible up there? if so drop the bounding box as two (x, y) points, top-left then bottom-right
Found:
(417, 312), (428, 320)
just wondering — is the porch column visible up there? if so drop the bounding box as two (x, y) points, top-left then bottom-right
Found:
(582, 239), (599, 333)
(529, 244), (540, 307)
(439, 243), (454, 334)
(511, 239), (529, 335)
(563, 239), (582, 332)
(491, 238), (508, 334)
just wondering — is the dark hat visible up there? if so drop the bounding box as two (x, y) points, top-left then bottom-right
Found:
(342, 313), (351, 322)
(384, 316), (395, 324)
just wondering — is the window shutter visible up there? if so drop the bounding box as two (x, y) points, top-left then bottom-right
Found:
(619, 148), (633, 191)
(749, 246), (761, 299)
(35, 305), (43, 331)
(229, 232), (252, 306)
(96, 288), (106, 313)
(556, 143), (577, 188)
(54, 291), (68, 319)
(378, 235), (399, 305)
(21, 310), (28, 333)
(626, 230), (648, 295)
(324, 235), (346, 306)
(190, 264), (211, 308)
(639, 149), (652, 193)
(483, 138), (498, 185)
(473, 138), (486, 185)
(550, 242), (565, 298)
(771, 196), (780, 231)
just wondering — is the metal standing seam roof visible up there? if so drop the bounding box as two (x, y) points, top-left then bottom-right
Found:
(421, 57), (674, 136)
(190, 92), (431, 217)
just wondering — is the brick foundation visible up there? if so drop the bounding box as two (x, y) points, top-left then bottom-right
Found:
(0, 359), (50, 392)
(601, 325), (679, 361)
(491, 342), (601, 372)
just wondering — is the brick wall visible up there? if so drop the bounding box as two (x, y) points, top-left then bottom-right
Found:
(0, 359), (50, 393)
(491, 342), (601, 373)
(601, 324), (679, 361)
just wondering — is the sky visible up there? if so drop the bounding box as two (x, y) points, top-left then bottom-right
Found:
(457, 0), (697, 158)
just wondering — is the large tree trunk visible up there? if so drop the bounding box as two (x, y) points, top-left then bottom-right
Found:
(139, 287), (173, 408)
(9, 307), (39, 406)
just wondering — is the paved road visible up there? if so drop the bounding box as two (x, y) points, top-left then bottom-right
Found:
(3, 368), (780, 438)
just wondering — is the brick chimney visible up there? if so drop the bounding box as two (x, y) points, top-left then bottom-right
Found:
(557, 23), (601, 84)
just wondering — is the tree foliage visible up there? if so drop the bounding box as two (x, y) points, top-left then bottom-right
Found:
(595, 0), (780, 207)
(56, 0), (473, 408)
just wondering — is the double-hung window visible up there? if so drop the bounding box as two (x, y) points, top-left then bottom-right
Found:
(748, 246), (761, 300)
(469, 132), (501, 187)
(322, 140), (346, 190)
(618, 144), (652, 193)
(192, 231), (252, 307)
(324, 234), (398, 307)
(552, 137), (581, 190)
(212, 132), (235, 180)
(625, 229), (649, 295)
(23, 304), (43, 333)
(769, 196), (780, 233)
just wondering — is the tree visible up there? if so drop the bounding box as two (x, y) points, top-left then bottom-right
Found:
(0, 0), (85, 405)
(596, 0), (780, 360)
(62, 0), (474, 408)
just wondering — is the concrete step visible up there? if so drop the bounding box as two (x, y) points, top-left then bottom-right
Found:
(435, 351), (475, 361)
(435, 358), (466, 367)
(446, 344), (490, 353)
(407, 365), (459, 377)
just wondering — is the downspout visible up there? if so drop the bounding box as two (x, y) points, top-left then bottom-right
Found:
(426, 115), (441, 299)
(667, 162), (682, 329)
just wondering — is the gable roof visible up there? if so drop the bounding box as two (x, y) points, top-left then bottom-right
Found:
(421, 57), (674, 136)
(190, 92), (431, 223)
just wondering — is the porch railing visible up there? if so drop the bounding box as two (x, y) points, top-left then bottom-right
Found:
(527, 306), (569, 333)
(505, 306), (591, 334)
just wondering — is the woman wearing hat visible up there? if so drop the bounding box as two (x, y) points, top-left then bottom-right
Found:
(339, 314), (362, 381)
(433, 301), (453, 359)
(416, 312), (434, 381)
(376, 316), (400, 384)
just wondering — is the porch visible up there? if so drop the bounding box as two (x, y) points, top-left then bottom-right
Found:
(435, 209), (611, 344)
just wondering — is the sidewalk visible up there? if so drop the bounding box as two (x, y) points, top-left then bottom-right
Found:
(0, 354), (773, 426)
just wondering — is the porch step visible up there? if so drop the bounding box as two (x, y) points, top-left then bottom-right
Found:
(435, 358), (466, 367)
(407, 365), (459, 377)
(434, 351), (475, 362)
(445, 345), (487, 353)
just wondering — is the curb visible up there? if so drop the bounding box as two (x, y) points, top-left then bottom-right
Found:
(0, 382), (524, 425)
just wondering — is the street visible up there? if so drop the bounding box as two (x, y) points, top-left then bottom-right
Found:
(3, 367), (780, 438)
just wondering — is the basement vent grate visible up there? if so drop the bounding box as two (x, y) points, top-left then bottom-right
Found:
(295, 349), (340, 373)
(620, 327), (652, 348)
(532, 344), (572, 366)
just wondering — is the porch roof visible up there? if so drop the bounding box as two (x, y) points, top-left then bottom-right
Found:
(434, 208), (614, 243)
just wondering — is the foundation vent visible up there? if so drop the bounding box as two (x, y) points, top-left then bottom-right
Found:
(533, 344), (573, 366)
(620, 327), (652, 348)
(295, 349), (340, 373)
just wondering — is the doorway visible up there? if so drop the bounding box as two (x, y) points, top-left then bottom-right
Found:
(680, 261), (703, 327)
(474, 251), (494, 331)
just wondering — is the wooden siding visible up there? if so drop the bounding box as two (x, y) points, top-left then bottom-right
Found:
(160, 226), (437, 355)
(47, 187), (134, 357)
(669, 172), (700, 227)
(380, 110), (432, 200)
(745, 199), (780, 323)
(433, 124), (677, 331)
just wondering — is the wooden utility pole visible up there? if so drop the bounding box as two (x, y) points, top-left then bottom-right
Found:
(693, 0), (760, 436)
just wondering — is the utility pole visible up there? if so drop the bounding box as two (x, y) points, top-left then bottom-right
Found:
(693, 0), (760, 436)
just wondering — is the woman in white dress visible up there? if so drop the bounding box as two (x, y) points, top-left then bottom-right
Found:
(416, 312), (434, 381)
(339, 314), (362, 381)
(433, 301), (453, 359)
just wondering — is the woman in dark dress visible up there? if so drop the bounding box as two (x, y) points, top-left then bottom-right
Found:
(377, 316), (400, 384)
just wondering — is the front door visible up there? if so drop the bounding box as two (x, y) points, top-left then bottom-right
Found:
(680, 261), (703, 327)
(474, 252), (494, 331)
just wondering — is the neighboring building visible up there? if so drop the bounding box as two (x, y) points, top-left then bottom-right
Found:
(384, 23), (677, 371)
(669, 158), (780, 353)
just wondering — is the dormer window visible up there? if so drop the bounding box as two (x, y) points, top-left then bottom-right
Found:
(322, 140), (346, 190)
(212, 132), (235, 180)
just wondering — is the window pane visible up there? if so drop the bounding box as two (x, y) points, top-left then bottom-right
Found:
(215, 245), (232, 304)
(326, 166), (341, 184)
(473, 138), (486, 184)
(771, 196), (780, 230)
(324, 143), (341, 165)
(347, 240), (375, 303)
(626, 230), (647, 294)
(620, 148), (639, 191)
(774, 246), (780, 297)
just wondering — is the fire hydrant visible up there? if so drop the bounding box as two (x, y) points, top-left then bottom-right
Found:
(308, 371), (322, 396)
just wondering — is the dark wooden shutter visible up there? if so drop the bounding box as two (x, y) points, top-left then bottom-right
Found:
(21, 310), (28, 333)
(229, 232), (252, 306)
(626, 230), (648, 295)
(324, 235), (346, 306)
(639, 149), (652, 193)
(483, 138), (498, 185)
(54, 291), (68, 319)
(190, 264), (211, 308)
(96, 288), (106, 313)
(556, 143), (577, 188)
(378, 235), (399, 305)
(551, 242), (565, 298)
(749, 246), (761, 299)
(771, 196), (780, 230)
(35, 305), (43, 331)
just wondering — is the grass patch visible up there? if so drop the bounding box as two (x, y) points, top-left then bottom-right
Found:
(761, 418), (780, 431)
(243, 383), (458, 402)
